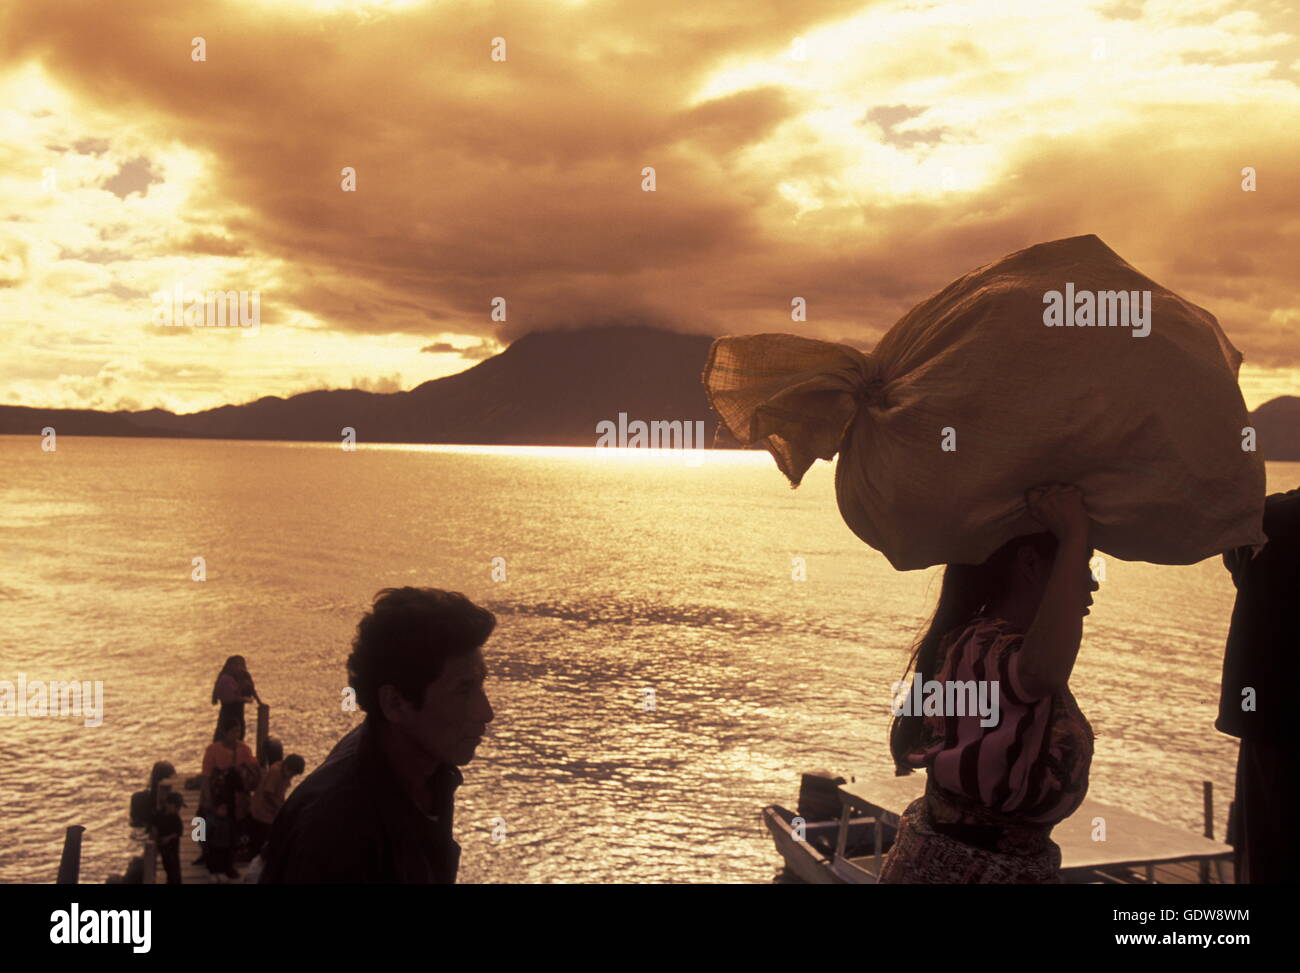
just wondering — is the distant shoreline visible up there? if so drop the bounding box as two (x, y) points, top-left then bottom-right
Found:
(3, 429), (1299, 464)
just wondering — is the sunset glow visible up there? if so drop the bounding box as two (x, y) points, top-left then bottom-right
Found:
(0, 0), (1296, 413)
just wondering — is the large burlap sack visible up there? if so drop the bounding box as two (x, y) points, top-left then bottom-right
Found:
(704, 234), (1266, 569)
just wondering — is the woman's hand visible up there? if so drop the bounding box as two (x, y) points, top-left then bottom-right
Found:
(1026, 484), (1089, 543)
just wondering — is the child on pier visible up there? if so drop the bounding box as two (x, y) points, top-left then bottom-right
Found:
(155, 793), (184, 885)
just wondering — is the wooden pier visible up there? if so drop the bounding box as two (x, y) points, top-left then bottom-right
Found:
(137, 770), (254, 884)
(764, 769), (1240, 885)
(833, 774), (1237, 884)
(97, 704), (269, 884)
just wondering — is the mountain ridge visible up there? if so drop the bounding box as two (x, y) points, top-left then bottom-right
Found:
(0, 326), (722, 447)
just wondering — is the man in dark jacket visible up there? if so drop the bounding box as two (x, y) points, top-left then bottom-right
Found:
(260, 587), (495, 883)
(1218, 487), (1300, 883)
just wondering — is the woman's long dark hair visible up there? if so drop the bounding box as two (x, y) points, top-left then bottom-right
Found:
(211, 655), (247, 704)
(148, 760), (175, 805)
(888, 531), (1058, 775)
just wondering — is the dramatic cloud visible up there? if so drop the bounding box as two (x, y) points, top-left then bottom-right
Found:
(0, 0), (1296, 412)
(420, 338), (501, 360)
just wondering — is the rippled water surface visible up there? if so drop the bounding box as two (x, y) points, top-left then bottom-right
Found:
(2, 436), (1294, 883)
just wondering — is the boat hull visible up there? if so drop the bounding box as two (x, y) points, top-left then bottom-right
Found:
(762, 805), (842, 884)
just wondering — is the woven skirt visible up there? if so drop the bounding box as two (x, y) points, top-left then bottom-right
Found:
(878, 796), (1063, 884)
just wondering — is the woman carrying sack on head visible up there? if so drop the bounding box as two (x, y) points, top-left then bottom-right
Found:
(880, 485), (1098, 883)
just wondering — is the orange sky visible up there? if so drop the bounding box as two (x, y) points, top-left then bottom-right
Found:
(0, 0), (1297, 413)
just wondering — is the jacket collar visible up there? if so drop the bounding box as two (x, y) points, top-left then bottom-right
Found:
(356, 717), (463, 812)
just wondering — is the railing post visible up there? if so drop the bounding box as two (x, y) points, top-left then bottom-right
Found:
(256, 703), (270, 765)
(56, 825), (86, 884)
(1200, 781), (1214, 883)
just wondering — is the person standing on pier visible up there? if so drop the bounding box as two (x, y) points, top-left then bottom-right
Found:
(198, 718), (260, 877)
(211, 655), (261, 743)
(1218, 486), (1300, 883)
(155, 793), (185, 885)
(247, 753), (306, 858)
(260, 587), (495, 884)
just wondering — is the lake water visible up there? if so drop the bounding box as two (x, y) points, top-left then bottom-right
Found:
(1, 436), (1294, 883)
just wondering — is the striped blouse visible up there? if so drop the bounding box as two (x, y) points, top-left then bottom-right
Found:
(904, 615), (1093, 827)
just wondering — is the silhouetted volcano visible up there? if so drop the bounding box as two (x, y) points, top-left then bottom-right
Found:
(0, 326), (721, 447)
(1248, 395), (1300, 462)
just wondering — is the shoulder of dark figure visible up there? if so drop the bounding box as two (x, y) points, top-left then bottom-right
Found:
(1263, 489), (1300, 539)
(261, 764), (384, 882)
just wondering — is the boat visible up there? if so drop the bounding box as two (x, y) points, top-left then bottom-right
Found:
(763, 804), (889, 884)
(764, 771), (1236, 884)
